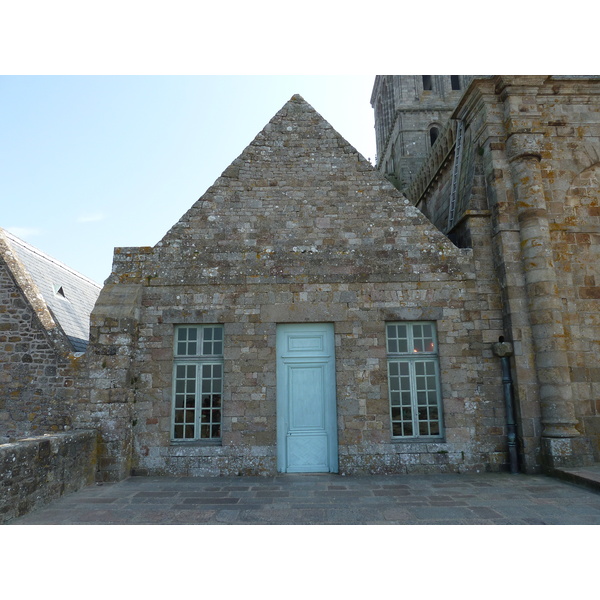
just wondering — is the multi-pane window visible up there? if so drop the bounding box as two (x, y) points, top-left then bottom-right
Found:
(172, 325), (223, 441)
(386, 322), (443, 439)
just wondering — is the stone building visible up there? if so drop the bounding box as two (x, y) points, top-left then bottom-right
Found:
(0, 228), (100, 442)
(83, 94), (510, 480)
(4, 76), (598, 484)
(371, 75), (600, 473)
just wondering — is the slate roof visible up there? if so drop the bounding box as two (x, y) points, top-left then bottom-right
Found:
(1, 229), (101, 352)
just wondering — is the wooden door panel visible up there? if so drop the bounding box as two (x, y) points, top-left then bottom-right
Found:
(276, 324), (338, 473)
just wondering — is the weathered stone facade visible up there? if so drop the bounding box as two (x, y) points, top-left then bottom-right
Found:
(3, 76), (598, 487)
(0, 430), (97, 523)
(83, 94), (509, 479)
(387, 76), (600, 472)
(0, 231), (94, 442)
(371, 76), (473, 189)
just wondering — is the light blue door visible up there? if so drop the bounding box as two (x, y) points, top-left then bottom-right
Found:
(276, 323), (338, 473)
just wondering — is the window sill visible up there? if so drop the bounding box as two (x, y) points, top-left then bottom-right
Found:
(170, 439), (222, 447)
(390, 437), (446, 444)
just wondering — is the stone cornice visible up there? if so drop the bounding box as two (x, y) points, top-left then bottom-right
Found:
(452, 77), (497, 124)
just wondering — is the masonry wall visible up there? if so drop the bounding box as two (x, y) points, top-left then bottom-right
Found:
(0, 258), (82, 443)
(104, 275), (506, 477)
(405, 76), (600, 470)
(535, 83), (600, 458)
(0, 430), (97, 523)
(471, 77), (600, 464)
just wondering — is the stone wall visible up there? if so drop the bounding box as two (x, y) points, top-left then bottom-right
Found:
(73, 283), (141, 482)
(0, 430), (97, 523)
(405, 76), (600, 470)
(0, 257), (82, 442)
(100, 278), (506, 477)
(535, 84), (600, 459)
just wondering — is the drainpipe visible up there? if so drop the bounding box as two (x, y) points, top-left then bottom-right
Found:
(492, 337), (519, 474)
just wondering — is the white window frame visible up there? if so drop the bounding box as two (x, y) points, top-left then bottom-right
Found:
(171, 325), (224, 442)
(386, 321), (443, 439)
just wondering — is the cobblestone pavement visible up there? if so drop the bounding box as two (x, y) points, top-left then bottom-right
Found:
(8, 472), (600, 525)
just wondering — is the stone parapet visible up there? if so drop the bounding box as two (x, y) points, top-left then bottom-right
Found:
(0, 430), (97, 523)
(405, 120), (456, 206)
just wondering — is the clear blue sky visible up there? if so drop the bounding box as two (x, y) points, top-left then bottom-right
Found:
(0, 4), (589, 287)
(1, 76), (377, 284)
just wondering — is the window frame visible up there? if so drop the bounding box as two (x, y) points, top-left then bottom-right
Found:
(171, 324), (224, 443)
(386, 321), (444, 440)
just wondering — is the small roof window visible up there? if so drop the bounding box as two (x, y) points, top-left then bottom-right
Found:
(53, 284), (67, 299)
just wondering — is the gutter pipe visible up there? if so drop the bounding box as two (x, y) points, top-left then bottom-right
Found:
(492, 337), (519, 474)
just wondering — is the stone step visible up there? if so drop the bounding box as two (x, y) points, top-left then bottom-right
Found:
(552, 463), (600, 494)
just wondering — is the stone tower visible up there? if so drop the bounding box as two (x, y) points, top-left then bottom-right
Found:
(370, 75), (472, 190)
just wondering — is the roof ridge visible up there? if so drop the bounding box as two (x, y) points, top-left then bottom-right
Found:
(1, 227), (101, 289)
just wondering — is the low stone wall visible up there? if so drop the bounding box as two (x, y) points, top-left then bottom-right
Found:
(0, 430), (97, 524)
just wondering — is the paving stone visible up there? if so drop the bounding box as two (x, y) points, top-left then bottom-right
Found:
(468, 507), (503, 519)
(8, 472), (600, 525)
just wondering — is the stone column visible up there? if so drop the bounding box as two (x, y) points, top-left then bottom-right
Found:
(507, 134), (579, 440)
(505, 126), (594, 468)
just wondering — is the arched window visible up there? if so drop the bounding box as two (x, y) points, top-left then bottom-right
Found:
(422, 75), (432, 91)
(451, 75), (460, 90)
(429, 126), (440, 146)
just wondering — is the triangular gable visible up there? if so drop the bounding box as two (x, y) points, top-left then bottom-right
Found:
(111, 94), (471, 286)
